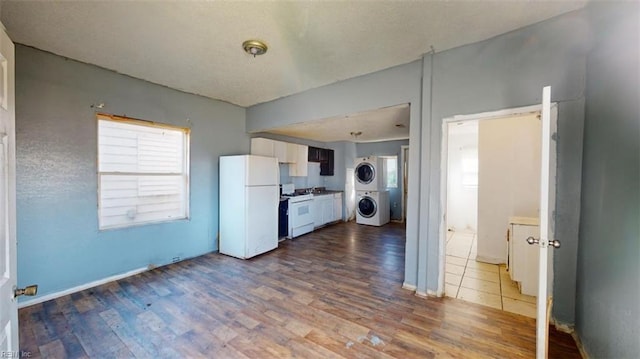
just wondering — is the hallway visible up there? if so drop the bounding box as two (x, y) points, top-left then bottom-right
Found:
(445, 230), (537, 318)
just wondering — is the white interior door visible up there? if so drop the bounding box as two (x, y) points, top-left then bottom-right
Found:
(534, 86), (559, 358)
(0, 23), (18, 352)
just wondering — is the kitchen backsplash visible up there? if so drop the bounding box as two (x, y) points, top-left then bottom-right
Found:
(279, 162), (323, 189)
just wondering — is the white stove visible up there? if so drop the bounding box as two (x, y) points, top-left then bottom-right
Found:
(281, 184), (314, 238)
(283, 193), (313, 203)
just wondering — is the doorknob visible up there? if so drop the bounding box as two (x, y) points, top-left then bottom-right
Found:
(14, 285), (38, 298)
(549, 239), (561, 248)
(526, 236), (561, 248)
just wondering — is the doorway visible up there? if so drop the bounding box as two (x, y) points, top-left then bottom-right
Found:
(400, 145), (409, 223)
(439, 104), (557, 319)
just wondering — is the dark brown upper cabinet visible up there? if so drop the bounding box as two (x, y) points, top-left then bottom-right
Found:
(320, 149), (334, 176)
(308, 146), (334, 176)
(308, 146), (322, 162)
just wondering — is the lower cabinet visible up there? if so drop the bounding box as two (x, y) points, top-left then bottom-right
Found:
(321, 198), (333, 225)
(333, 192), (342, 221)
(508, 217), (540, 297)
(313, 193), (342, 228)
(313, 198), (323, 228)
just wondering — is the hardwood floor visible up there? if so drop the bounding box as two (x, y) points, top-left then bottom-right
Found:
(19, 221), (580, 358)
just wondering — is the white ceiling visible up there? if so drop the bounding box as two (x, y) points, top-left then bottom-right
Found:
(267, 103), (410, 143)
(1, 0), (586, 109)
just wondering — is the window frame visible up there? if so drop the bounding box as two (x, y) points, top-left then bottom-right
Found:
(461, 148), (479, 189)
(381, 155), (398, 189)
(96, 113), (191, 230)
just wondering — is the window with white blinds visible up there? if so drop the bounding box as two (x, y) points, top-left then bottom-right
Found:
(97, 114), (189, 229)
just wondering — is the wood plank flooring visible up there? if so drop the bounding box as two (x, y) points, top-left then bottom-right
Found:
(19, 222), (581, 358)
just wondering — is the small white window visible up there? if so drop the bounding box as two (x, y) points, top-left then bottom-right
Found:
(97, 114), (190, 229)
(382, 156), (398, 188)
(461, 148), (478, 188)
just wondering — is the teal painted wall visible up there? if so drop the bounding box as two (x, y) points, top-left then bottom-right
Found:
(576, 3), (640, 357)
(247, 8), (590, 323)
(15, 46), (249, 300)
(424, 9), (588, 324)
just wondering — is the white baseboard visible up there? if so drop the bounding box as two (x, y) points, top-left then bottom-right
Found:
(427, 289), (443, 297)
(551, 319), (588, 358)
(402, 283), (436, 298)
(18, 266), (148, 309)
(402, 282), (416, 291)
(571, 331), (589, 359)
(551, 319), (574, 334)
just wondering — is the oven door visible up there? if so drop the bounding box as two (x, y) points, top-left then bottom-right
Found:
(290, 200), (314, 228)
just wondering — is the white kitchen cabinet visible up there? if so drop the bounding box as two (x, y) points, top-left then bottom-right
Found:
(313, 197), (323, 228)
(286, 142), (298, 163)
(322, 198), (333, 225)
(252, 138), (297, 164)
(251, 138), (275, 157)
(313, 194), (334, 228)
(508, 217), (539, 296)
(333, 192), (342, 222)
(274, 141), (296, 163)
(251, 138), (306, 174)
(289, 144), (308, 176)
(273, 140), (287, 162)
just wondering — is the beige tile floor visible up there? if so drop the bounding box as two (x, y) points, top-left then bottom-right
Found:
(445, 230), (537, 318)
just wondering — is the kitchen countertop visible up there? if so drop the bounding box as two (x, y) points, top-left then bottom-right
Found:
(313, 190), (342, 195)
(289, 186), (343, 196)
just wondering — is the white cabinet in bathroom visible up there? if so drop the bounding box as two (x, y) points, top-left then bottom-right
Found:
(508, 217), (539, 297)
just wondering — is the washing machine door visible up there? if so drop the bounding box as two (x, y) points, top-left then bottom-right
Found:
(358, 196), (377, 218)
(355, 162), (375, 185)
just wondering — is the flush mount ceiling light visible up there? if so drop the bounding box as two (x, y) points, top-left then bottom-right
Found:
(242, 40), (268, 57)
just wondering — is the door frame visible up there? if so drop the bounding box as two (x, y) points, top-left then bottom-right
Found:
(437, 103), (558, 297)
(400, 145), (409, 223)
(0, 21), (18, 352)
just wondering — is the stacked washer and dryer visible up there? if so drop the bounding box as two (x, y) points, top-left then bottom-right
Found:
(354, 156), (390, 226)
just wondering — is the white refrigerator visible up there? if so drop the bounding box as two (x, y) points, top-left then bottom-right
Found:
(219, 155), (279, 259)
